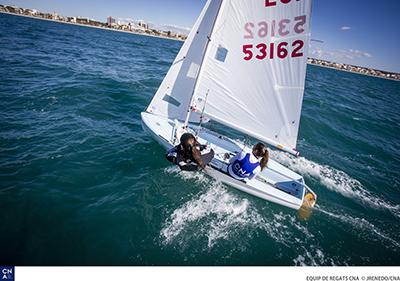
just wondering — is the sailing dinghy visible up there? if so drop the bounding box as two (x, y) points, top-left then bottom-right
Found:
(141, 0), (317, 210)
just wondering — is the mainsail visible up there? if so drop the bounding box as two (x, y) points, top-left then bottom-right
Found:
(191, 0), (312, 155)
(147, 0), (312, 156)
(146, 0), (222, 121)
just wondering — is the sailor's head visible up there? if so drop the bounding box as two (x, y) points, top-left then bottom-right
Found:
(252, 142), (266, 159)
(180, 133), (196, 150)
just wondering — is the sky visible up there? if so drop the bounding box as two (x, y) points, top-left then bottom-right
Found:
(2, 0), (400, 73)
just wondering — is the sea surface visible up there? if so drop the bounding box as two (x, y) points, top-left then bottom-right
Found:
(1, 13), (399, 265)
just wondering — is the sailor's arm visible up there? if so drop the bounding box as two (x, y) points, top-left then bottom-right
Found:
(229, 151), (245, 164)
(191, 146), (205, 169)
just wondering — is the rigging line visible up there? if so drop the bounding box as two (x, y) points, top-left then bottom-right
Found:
(239, 135), (250, 155)
(195, 90), (209, 137)
(171, 56), (186, 66)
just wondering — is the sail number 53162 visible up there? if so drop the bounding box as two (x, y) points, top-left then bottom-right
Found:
(242, 40), (304, 61)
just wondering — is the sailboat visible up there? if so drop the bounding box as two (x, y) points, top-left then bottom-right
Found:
(141, 0), (317, 210)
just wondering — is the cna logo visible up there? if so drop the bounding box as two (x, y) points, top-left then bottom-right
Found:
(1, 267), (14, 281)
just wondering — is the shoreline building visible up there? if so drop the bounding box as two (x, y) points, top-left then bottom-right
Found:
(107, 16), (115, 27)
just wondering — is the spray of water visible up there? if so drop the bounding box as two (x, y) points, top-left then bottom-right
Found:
(161, 168), (337, 264)
(160, 155), (399, 264)
(270, 150), (400, 218)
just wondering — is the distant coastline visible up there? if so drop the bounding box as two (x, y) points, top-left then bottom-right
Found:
(0, 4), (186, 41)
(1, 4), (399, 81)
(307, 58), (399, 82)
(0, 11), (183, 42)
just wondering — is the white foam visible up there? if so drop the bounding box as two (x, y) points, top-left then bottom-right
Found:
(160, 175), (288, 244)
(164, 166), (210, 185)
(159, 181), (341, 264)
(270, 150), (400, 218)
(160, 183), (257, 247)
(293, 245), (339, 266)
(160, 157), (399, 264)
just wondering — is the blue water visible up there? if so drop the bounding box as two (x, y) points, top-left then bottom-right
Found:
(1, 13), (399, 265)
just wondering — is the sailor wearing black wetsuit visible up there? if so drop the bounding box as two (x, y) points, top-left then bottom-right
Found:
(166, 133), (214, 171)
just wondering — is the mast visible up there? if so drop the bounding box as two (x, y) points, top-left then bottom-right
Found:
(183, 0), (223, 129)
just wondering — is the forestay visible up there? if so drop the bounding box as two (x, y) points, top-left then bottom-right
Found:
(191, 0), (312, 155)
(146, 0), (222, 121)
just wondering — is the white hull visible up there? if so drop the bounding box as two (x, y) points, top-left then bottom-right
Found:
(141, 112), (316, 210)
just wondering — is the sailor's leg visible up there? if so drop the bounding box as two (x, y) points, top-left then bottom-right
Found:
(172, 152), (196, 171)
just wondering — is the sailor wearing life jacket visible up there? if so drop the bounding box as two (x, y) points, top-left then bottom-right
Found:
(228, 143), (269, 181)
(166, 133), (214, 171)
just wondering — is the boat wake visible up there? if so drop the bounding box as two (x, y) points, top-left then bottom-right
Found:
(160, 180), (253, 248)
(160, 168), (339, 264)
(160, 161), (399, 264)
(270, 150), (400, 218)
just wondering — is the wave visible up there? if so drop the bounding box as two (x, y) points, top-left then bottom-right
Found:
(270, 150), (400, 218)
